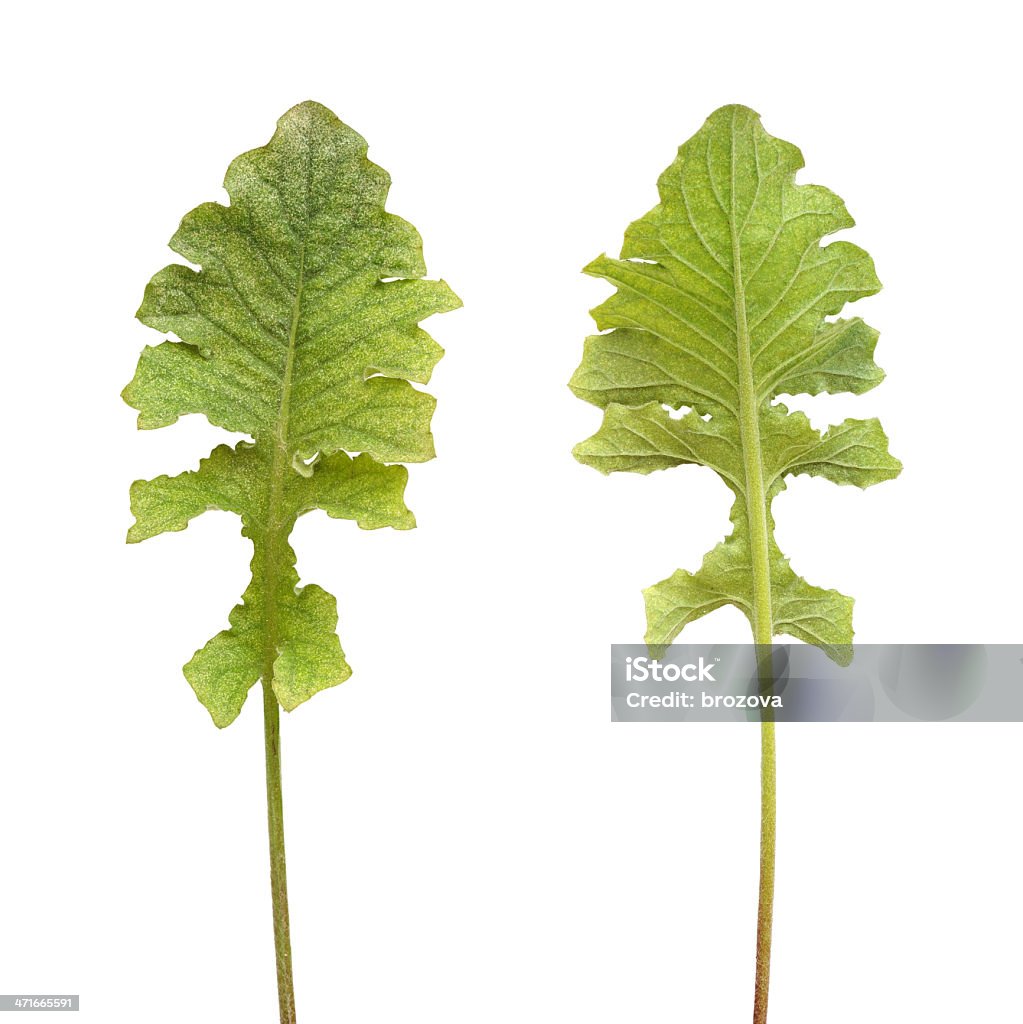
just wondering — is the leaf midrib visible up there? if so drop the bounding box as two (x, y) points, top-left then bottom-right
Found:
(728, 115), (774, 645)
(261, 137), (315, 682)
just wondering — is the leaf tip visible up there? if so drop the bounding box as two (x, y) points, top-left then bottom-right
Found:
(436, 279), (464, 311)
(706, 102), (761, 123)
(279, 98), (342, 128)
(209, 707), (240, 730)
(582, 253), (611, 278)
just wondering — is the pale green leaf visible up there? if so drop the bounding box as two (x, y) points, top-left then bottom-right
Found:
(126, 101), (459, 726)
(571, 104), (900, 655)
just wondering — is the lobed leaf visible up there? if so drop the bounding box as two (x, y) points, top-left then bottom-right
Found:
(126, 101), (459, 725)
(571, 104), (900, 655)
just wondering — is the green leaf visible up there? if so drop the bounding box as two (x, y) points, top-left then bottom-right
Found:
(125, 101), (460, 727)
(570, 104), (900, 657)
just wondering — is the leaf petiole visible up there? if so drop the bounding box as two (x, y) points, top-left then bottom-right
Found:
(262, 679), (296, 1024)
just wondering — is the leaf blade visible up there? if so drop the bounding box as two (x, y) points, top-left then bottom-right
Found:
(572, 104), (899, 655)
(127, 102), (458, 724)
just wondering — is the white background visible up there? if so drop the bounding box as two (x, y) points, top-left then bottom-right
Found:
(2, 1), (1021, 1021)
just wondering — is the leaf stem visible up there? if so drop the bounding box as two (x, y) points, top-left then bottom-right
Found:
(260, 129), (308, 1024)
(753, 702), (776, 1024)
(263, 678), (297, 1024)
(726, 109), (777, 1024)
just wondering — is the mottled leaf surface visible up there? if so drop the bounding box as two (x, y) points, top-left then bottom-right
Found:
(571, 105), (899, 659)
(126, 102), (459, 726)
